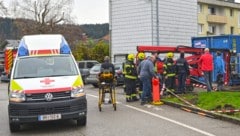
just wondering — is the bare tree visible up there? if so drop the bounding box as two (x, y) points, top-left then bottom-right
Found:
(0, 0), (7, 16)
(11, 0), (74, 33)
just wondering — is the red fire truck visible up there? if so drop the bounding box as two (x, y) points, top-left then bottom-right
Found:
(1, 41), (18, 82)
(136, 45), (231, 91)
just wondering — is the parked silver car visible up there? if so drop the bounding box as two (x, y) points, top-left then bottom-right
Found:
(114, 63), (124, 85)
(86, 63), (124, 88)
(85, 63), (101, 87)
(77, 60), (99, 83)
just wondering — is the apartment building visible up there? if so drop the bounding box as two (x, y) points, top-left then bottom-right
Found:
(109, 0), (197, 62)
(198, 0), (240, 36)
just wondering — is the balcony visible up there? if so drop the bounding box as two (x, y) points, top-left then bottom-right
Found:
(207, 15), (227, 24)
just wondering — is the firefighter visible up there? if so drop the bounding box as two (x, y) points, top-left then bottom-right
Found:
(163, 52), (176, 91)
(137, 52), (145, 98)
(176, 51), (189, 94)
(123, 53), (138, 102)
(122, 54), (129, 93)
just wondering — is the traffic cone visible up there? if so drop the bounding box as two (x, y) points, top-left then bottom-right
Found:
(151, 77), (163, 105)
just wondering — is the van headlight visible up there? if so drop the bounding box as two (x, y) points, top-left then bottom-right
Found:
(71, 87), (85, 98)
(9, 91), (26, 102)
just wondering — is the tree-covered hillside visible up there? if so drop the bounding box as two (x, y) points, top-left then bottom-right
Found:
(0, 17), (109, 43)
(81, 23), (109, 39)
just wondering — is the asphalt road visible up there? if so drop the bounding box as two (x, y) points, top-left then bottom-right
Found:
(0, 82), (240, 136)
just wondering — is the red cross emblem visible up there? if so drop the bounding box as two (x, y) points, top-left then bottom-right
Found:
(40, 77), (55, 85)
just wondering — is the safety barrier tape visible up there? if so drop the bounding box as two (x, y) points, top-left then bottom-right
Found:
(165, 88), (197, 108)
(210, 109), (240, 113)
(192, 83), (217, 91)
(181, 107), (215, 118)
(164, 88), (216, 118)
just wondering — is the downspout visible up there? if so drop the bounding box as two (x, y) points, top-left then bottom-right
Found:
(151, 0), (153, 45)
(156, 0), (159, 46)
(109, 0), (112, 62)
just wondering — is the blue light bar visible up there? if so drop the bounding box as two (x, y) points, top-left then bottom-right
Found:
(17, 39), (29, 57)
(60, 37), (71, 54)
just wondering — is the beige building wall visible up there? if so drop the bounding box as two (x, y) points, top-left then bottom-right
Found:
(198, 0), (240, 36)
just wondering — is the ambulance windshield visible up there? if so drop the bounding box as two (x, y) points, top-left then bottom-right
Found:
(13, 55), (78, 78)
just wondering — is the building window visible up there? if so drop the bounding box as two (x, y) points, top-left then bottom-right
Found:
(208, 7), (216, 15)
(198, 4), (202, 13)
(231, 27), (234, 34)
(198, 24), (203, 34)
(230, 9), (233, 17)
(208, 25), (215, 34)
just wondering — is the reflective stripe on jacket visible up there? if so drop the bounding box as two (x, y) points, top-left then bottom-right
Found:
(163, 58), (176, 77)
(123, 61), (137, 79)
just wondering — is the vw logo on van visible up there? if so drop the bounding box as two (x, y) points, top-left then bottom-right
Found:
(45, 93), (53, 101)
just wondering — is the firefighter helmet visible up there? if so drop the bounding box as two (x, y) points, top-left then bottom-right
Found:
(127, 54), (135, 61)
(166, 52), (174, 58)
(138, 52), (145, 60)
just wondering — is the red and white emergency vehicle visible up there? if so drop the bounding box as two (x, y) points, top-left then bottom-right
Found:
(8, 34), (87, 132)
(0, 41), (18, 82)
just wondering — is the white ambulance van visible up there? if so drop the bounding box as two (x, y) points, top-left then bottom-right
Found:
(8, 34), (87, 132)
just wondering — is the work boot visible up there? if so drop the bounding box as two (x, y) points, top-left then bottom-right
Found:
(126, 98), (132, 102)
(140, 101), (147, 105)
(138, 91), (142, 98)
(132, 96), (139, 101)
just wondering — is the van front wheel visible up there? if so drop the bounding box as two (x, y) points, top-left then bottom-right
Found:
(9, 123), (20, 132)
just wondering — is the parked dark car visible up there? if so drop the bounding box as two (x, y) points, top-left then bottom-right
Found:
(85, 63), (101, 88)
(77, 60), (99, 83)
(114, 63), (124, 85)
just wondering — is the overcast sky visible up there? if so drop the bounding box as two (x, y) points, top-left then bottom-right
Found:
(3, 0), (240, 25)
(74, 0), (240, 24)
(2, 0), (109, 25)
(72, 0), (109, 24)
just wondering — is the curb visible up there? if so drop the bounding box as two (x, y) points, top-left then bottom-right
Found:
(161, 100), (240, 125)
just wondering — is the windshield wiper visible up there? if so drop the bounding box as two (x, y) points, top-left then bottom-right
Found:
(48, 74), (75, 77)
(14, 76), (37, 79)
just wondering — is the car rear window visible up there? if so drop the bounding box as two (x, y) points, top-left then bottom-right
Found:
(78, 62), (85, 68)
(114, 64), (122, 70)
(87, 62), (98, 68)
(90, 64), (101, 72)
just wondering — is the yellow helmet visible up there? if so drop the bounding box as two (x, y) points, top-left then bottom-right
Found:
(167, 52), (174, 58)
(138, 52), (145, 60)
(127, 54), (135, 61)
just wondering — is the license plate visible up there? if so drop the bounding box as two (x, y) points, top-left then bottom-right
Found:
(38, 114), (61, 121)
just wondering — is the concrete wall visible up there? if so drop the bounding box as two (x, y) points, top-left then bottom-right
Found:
(158, 0), (197, 45)
(110, 0), (197, 62)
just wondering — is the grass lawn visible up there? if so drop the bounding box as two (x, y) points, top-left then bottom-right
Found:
(162, 91), (240, 118)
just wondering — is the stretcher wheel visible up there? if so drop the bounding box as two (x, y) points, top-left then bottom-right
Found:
(98, 103), (102, 112)
(98, 88), (103, 112)
(111, 87), (117, 111)
(113, 103), (117, 111)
